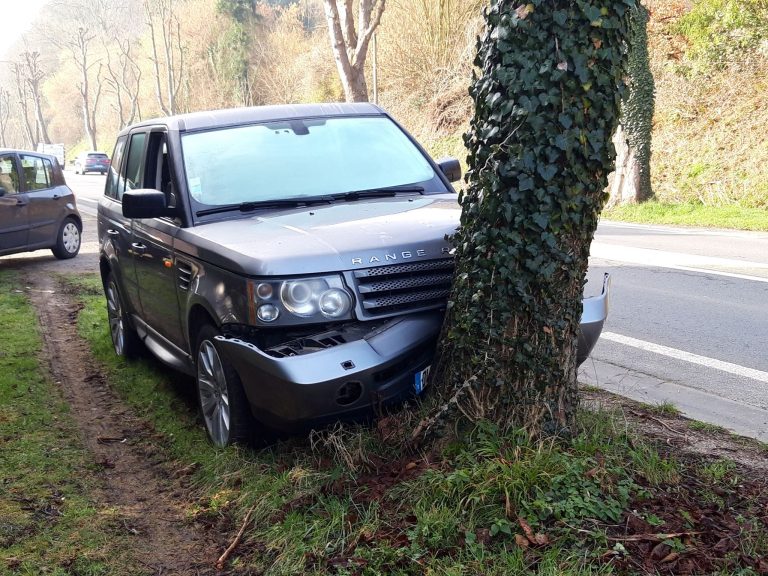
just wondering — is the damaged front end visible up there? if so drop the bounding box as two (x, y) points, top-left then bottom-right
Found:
(215, 272), (610, 430)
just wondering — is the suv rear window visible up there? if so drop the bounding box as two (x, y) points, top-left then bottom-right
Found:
(88, 153), (108, 159)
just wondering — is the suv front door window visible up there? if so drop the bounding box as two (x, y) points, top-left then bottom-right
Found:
(131, 131), (186, 349)
(99, 133), (143, 314)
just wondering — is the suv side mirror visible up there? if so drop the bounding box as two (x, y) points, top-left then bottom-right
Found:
(123, 189), (169, 219)
(436, 157), (462, 183)
(0, 187), (6, 197)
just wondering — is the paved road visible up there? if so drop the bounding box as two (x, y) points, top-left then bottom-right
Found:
(12, 172), (767, 440)
(67, 170), (105, 218)
(583, 221), (768, 440)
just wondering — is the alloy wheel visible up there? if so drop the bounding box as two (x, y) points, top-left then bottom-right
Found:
(106, 282), (126, 356)
(197, 340), (231, 447)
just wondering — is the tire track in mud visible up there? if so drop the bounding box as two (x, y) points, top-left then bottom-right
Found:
(25, 272), (221, 575)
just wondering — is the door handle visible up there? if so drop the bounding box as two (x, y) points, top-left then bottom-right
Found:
(15, 198), (28, 206)
(106, 229), (120, 236)
(131, 242), (147, 255)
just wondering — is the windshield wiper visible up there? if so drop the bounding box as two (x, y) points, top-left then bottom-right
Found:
(196, 196), (334, 217)
(335, 185), (425, 202)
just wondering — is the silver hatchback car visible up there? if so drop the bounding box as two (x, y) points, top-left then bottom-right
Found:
(0, 149), (82, 259)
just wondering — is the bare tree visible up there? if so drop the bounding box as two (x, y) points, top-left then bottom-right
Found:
(0, 88), (10, 147)
(11, 62), (36, 148)
(104, 38), (142, 129)
(17, 51), (52, 146)
(322, 0), (385, 102)
(144, 0), (186, 115)
(59, 26), (103, 150)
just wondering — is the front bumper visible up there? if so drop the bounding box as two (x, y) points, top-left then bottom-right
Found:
(216, 273), (611, 430)
(216, 312), (442, 430)
(577, 273), (611, 364)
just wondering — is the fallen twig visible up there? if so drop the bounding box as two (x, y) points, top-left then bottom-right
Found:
(96, 436), (127, 444)
(216, 505), (256, 571)
(606, 531), (701, 542)
(628, 410), (686, 437)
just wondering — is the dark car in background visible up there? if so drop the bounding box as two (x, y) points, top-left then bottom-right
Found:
(0, 148), (82, 259)
(74, 151), (110, 175)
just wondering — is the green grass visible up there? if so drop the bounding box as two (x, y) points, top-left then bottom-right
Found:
(0, 271), (138, 575)
(65, 273), (768, 574)
(688, 420), (728, 434)
(602, 201), (768, 231)
(645, 400), (681, 416)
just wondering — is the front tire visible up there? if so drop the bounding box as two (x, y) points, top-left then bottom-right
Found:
(105, 273), (141, 358)
(196, 325), (253, 447)
(51, 217), (81, 259)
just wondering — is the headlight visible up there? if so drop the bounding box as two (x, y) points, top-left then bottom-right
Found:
(280, 279), (327, 316)
(319, 288), (351, 318)
(248, 274), (354, 325)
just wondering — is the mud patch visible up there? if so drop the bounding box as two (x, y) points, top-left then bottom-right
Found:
(24, 272), (220, 575)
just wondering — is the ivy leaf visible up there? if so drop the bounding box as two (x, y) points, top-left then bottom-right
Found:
(532, 212), (549, 229)
(518, 176), (534, 191)
(583, 5), (602, 22)
(537, 163), (558, 182)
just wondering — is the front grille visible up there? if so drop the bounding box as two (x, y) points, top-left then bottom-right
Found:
(352, 259), (454, 318)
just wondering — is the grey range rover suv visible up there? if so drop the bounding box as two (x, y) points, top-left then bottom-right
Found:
(98, 103), (609, 447)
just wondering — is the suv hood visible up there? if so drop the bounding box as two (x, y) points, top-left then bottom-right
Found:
(176, 194), (460, 276)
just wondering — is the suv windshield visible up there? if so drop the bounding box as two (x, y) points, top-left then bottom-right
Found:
(181, 116), (438, 207)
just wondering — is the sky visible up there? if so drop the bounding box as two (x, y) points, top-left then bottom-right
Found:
(0, 0), (50, 58)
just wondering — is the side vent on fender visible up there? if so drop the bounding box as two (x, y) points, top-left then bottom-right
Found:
(177, 260), (193, 291)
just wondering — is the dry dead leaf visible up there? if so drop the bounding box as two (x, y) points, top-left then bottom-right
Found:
(515, 4), (534, 20)
(660, 551), (679, 563)
(518, 516), (536, 542)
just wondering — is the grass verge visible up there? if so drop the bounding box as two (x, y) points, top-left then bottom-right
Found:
(69, 273), (768, 575)
(602, 202), (768, 232)
(0, 271), (138, 576)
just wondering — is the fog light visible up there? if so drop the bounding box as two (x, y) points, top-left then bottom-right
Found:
(257, 304), (279, 322)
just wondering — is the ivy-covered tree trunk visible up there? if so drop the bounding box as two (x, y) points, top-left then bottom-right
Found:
(414, 0), (636, 441)
(609, 3), (654, 205)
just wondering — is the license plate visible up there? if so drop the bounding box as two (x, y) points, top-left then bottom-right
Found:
(414, 365), (431, 394)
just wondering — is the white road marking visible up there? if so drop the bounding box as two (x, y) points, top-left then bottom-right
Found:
(600, 219), (768, 239)
(602, 332), (768, 384)
(590, 243), (768, 283)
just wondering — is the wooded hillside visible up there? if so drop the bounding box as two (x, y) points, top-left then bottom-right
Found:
(0, 0), (765, 208)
